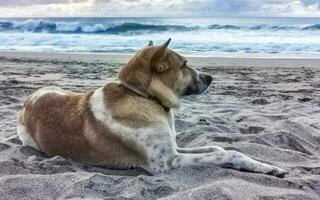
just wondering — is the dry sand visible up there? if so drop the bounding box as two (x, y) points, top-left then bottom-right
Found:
(0, 51), (320, 200)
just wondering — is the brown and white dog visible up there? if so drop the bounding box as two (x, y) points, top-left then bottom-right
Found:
(17, 39), (288, 177)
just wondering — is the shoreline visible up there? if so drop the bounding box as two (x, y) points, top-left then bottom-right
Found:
(0, 50), (320, 68)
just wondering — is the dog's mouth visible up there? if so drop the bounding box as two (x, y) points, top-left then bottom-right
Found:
(183, 73), (212, 96)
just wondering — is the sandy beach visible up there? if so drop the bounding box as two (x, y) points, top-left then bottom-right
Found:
(0, 51), (320, 200)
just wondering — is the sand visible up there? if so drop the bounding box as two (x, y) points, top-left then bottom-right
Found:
(0, 51), (320, 200)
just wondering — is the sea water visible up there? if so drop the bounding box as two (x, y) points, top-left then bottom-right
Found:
(0, 17), (319, 58)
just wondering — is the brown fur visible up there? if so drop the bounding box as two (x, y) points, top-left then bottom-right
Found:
(20, 86), (150, 168)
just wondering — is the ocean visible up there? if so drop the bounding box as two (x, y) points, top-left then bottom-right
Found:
(0, 17), (320, 58)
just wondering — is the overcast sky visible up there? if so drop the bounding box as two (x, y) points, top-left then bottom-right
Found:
(0, 0), (320, 17)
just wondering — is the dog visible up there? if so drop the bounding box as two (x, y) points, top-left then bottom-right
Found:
(17, 39), (288, 177)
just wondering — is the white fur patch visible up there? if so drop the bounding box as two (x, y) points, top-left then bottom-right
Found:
(89, 87), (108, 122)
(17, 123), (40, 150)
(29, 86), (68, 104)
(89, 86), (135, 136)
(89, 86), (169, 145)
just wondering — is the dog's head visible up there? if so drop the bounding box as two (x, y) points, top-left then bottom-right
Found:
(118, 39), (212, 109)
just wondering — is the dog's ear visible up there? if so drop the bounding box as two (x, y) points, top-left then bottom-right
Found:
(148, 41), (153, 46)
(150, 38), (171, 73)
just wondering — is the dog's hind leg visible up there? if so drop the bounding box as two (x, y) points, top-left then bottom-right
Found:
(176, 146), (225, 153)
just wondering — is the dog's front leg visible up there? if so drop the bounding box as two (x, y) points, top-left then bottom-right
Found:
(171, 150), (288, 177)
(142, 129), (287, 177)
(176, 146), (225, 153)
(146, 146), (288, 177)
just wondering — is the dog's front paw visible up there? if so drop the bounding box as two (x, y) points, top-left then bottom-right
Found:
(266, 166), (289, 178)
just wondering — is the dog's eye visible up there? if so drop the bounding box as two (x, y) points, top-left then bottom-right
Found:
(182, 61), (187, 68)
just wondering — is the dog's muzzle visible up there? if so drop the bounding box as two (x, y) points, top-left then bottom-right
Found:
(184, 73), (212, 96)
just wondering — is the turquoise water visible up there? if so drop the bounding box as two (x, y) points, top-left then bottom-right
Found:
(0, 17), (319, 58)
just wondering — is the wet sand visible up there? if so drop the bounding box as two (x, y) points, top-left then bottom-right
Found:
(0, 51), (320, 199)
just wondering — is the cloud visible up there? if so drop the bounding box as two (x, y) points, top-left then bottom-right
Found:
(0, 0), (97, 17)
(0, 0), (319, 17)
(300, 0), (320, 7)
(258, 0), (320, 16)
(183, 0), (320, 16)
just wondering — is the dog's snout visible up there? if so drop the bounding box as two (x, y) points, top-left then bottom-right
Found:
(201, 74), (212, 85)
(183, 72), (212, 96)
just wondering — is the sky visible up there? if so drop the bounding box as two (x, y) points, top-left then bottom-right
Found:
(0, 0), (320, 17)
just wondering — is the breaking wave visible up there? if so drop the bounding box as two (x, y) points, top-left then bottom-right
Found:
(0, 20), (197, 34)
(0, 19), (319, 34)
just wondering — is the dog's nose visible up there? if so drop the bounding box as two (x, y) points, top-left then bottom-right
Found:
(200, 74), (212, 85)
